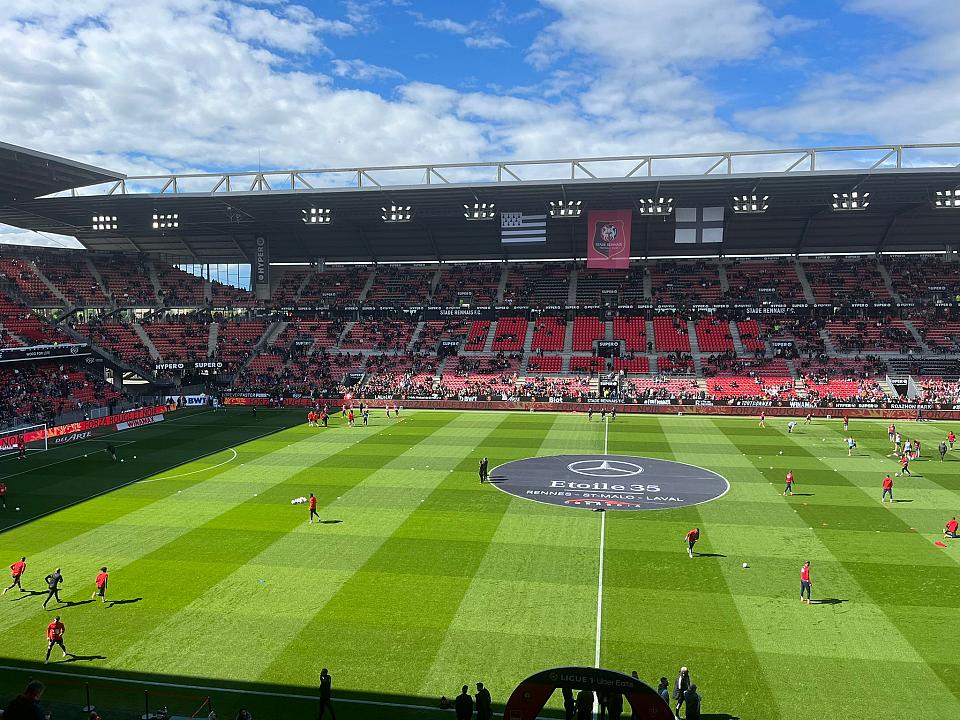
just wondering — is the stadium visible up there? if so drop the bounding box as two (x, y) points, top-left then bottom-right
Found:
(2, 135), (960, 720)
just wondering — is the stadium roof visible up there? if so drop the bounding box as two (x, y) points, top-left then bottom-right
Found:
(0, 141), (125, 204)
(2, 142), (960, 263)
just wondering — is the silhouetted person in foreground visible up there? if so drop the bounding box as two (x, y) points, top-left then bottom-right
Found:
(455, 685), (473, 720)
(575, 690), (594, 720)
(607, 690), (623, 720)
(475, 682), (492, 720)
(562, 686), (575, 720)
(3, 680), (47, 720)
(683, 684), (701, 720)
(318, 668), (335, 719)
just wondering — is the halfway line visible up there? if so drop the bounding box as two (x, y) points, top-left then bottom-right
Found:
(595, 508), (605, 668)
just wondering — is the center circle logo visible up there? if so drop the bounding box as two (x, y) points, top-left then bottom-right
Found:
(567, 459), (643, 478)
(490, 454), (729, 511)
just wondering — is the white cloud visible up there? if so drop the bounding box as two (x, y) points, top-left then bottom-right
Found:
(414, 16), (473, 35)
(0, 227), (83, 249)
(465, 34), (510, 49)
(331, 58), (404, 82)
(738, 0), (960, 143)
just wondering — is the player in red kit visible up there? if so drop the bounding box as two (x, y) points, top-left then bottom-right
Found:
(17, 439), (25, 461)
(684, 528), (700, 558)
(3, 556), (26, 594)
(888, 424), (896, 442)
(0, 481), (7, 509)
(897, 454), (911, 477)
(800, 561), (812, 605)
(91, 567), (109, 603)
(882, 475), (894, 504)
(842, 415), (849, 432)
(945, 517), (959, 539)
(949, 431), (956, 450)
(44, 616), (68, 663)
(758, 412), (766, 428)
(348, 409), (355, 426)
(308, 493), (320, 524)
(783, 471), (795, 496)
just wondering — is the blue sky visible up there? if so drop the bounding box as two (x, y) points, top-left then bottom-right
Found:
(1, 0), (958, 246)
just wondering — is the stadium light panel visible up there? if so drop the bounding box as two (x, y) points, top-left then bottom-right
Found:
(831, 191), (870, 211)
(92, 215), (118, 231)
(381, 205), (413, 223)
(302, 208), (332, 224)
(549, 200), (582, 218)
(934, 190), (960, 209)
(152, 212), (179, 229)
(637, 198), (674, 216)
(732, 194), (769, 214)
(463, 202), (496, 220)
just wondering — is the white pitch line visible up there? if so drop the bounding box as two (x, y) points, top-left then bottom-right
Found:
(595, 508), (606, 669)
(137, 448), (238, 483)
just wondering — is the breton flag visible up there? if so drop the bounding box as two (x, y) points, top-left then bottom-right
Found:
(501, 212), (547, 244)
(674, 207), (725, 244)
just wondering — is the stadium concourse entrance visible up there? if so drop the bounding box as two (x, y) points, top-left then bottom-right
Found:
(504, 667), (674, 720)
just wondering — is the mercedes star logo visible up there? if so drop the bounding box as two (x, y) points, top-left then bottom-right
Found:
(567, 459), (643, 478)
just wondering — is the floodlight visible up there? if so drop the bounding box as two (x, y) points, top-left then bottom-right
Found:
(831, 191), (870, 211)
(733, 195), (769, 214)
(152, 213), (179, 229)
(463, 202), (496, 220)
(549, 200), (582, 217)
(637, 198), (674, 216)
(934, 190), (960, 209)
(92, 215), (118, 231)
(302, 208), (332, 224)
(381, 205), (413, 222)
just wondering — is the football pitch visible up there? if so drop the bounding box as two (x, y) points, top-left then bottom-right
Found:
(1, 407), (959, 719)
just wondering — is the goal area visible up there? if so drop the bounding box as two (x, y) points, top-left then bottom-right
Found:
(0, 422), (48, 458)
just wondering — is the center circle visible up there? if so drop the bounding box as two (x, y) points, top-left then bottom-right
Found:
(490, 454), (730, 511)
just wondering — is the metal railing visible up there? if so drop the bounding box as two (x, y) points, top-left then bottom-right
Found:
(55, 143), (960, 198)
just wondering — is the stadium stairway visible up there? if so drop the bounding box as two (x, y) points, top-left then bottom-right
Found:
(208, 322), (219, 357)
(645, 318), (655, 352)
(495, 264), (508, 303)
(337, 321), (354, 346)
(604, 319), (613, 341)
(567, 267), (578, 305)
(406, 321), (425, 352)
(818, 328), (838, 355)
(428, 267), (442, 301)
(901, 319), (930, 353)
(483, 319), (497, 353)
(642, 266), (652, 300)
(146, 259), (164, 304)
(85, 256), (112, 306)
(357, 269), (377, 304)
(522, 319), (536, 353)
(562, 320), (574, 353)
(293, 268), (314, 301)
(878, 262), (902, 303)
(877, 377), (899, 399)
(133, 322), (161, 360)
(785, 357), (799, 379)
(687, 319), (704, 375)
(718, 263), (730, 293)
(728, 321), (746, 355)
(28, 259), (70, 306)
(796, 261), (817, 303)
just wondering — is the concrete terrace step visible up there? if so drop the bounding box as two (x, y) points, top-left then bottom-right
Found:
(567, 267), (578, 305)
(208, 322), (219, 357)
(686, 320), (703, 375)
(483, 319), (497, 353)
(901, 318), (929, 353)
(85, 257), (112, 306)
(496, 264), (508, 304)
(728, 320), (745, 355)
(523, 319), (536, 353)
(407, 321), (425, 353)
(28, 260), (70, 306)
(563, 320), (574, 353)
(796, 261), (816, 304)
(132, 322), (161, 361)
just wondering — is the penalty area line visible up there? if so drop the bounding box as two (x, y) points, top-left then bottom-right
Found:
(137, 448), (238, 483)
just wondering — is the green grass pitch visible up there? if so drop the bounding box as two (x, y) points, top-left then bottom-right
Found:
(1, 407), (959, 719)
